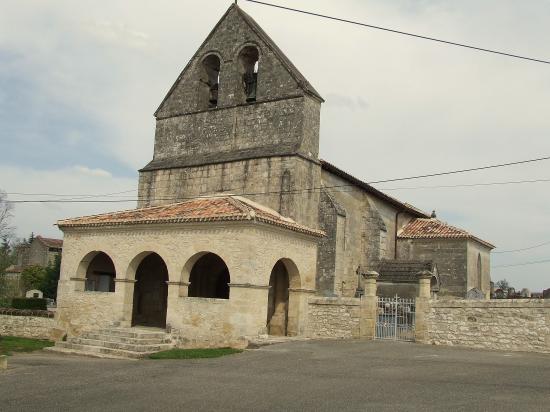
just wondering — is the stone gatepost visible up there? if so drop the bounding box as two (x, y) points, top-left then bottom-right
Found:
(359, 268), (379, 340)
(415, 271), (432, 343)
(114, 278), (136, 328)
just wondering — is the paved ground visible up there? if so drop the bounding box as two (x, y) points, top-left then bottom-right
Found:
(1, 340), (549, 411)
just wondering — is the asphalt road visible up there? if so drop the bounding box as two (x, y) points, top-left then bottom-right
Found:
(1, 340), (549, 411)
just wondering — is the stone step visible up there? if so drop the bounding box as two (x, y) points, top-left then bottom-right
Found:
(82, 332), (172, 345)
(44, 346), (135, 361)
(97, 328), (167, 339)
(50, 342), (159, 359)
(68, 337), (173, 353)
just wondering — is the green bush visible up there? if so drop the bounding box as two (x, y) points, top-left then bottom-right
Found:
(11, 297), (47, 311)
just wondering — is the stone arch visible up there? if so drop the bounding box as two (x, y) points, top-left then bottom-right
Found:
(238, 44), (260, 103)
(128, 252), (169, 328)
(186, 252), (230, 299)
(199, 52), (221, 109)
(267, 258), (301, 336)
(75, 251), (116, 292)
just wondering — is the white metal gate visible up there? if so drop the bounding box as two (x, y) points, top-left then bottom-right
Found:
(375, 296), (415, 341)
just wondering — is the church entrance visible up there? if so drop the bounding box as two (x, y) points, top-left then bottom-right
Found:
(132, 253), (168, 328)
(267, 260), (290, 336)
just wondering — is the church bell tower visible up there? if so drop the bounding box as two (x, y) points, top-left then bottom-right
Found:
(138, 3), (324, 229)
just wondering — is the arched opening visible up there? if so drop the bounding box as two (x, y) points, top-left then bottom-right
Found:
(188, 253), (230, 299)
(131, 253), (169, 328)
(267, 260), (290, 336)
(200, 54), (221, 109)
(239, 45), (259, 103)
(84, 252), (116, 292)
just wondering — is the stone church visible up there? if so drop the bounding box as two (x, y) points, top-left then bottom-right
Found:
(53, 4), (493, 348)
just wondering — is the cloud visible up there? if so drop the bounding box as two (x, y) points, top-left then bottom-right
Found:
(1, 0), (549, 290)
(88, 20), (150, 49)
(0, 165), (136, 240)
(74, 165), (112, 178)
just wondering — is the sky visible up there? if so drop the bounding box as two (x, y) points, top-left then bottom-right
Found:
(1, 0), (549, 290)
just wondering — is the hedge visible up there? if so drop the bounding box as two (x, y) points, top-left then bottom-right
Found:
(11, 298), (48, 311)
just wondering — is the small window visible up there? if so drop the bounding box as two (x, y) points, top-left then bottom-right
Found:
(33, 293), (39, 298)
(239, 46), (259, 103)
(201, 54), (221, 109)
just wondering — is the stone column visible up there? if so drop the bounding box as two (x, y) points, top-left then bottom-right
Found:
(415, 270), (432, 343)
(114, 278), (136, 328)
(359, 269), (379, 340)
(288, 288), (316, 336)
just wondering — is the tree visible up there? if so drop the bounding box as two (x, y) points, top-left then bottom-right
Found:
(21, 265), (47, 291)
(0, 190), (13, 240)
(0, 190), (15, 303)
(42, 255), (61, 300)
(495, 279), (511, 290)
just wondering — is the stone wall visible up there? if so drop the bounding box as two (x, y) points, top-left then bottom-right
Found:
(397, 238), (469, 297)
(426, 299), (550, 353)
(0, 309), (55, 340)
(56, 221), (318, 345)
(306, 297), (360, 339)
(139, 155), (322, 230)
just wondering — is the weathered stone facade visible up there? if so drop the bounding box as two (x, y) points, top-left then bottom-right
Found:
(47, 4), (502, 352)
(306, 297), (360, 339)
(56, 219), (318, 346)
(426, 299), (550, 353)
(0, 310), (55, 340)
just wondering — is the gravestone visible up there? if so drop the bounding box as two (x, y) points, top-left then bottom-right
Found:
(466, 288), (485, 300)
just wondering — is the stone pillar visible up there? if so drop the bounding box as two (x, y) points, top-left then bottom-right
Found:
(359, 269), (379, 340)
(229, 283), (271, 337)
(288, 288), (316, 336)
(114, 278), (136, 328)
(0, 355), (7, 370)
(415, 271), (432, 343)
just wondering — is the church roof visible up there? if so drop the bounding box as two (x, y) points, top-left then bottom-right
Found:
(378, 260), (434, 283)
(35, 236), (63, 248)
(398, 218), (495, 249)
(57, 195), (325, 237)
(320, 160), (429, 218)
(154, 3), (322, 117)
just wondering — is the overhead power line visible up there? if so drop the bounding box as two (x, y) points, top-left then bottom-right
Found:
(5, 155), (550, 204)
(244, 0), (550, 65)
(492, 259), (550, 269)
(381, 178), (550, 191)
(493, 240), (550, 254)
(367, 155), (550, 184)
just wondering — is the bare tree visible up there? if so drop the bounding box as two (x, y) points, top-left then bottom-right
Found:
(0, 190), (13, 239)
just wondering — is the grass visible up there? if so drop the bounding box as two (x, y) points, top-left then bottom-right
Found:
(0, 336), (54, 356)
(149, 347), (243, 360)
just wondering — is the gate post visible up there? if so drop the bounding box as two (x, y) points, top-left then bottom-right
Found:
(359, 268), (378, 340)
(415, 271), (432, 343)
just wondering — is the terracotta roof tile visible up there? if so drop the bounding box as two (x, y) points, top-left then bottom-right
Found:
(35, 236), (63, 248)
(57, 195), (324, 237)
(398, 218), (494, 249)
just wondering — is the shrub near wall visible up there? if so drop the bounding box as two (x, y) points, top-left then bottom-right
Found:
(0, 308), (55, 340)
(11, 298), (47, 311)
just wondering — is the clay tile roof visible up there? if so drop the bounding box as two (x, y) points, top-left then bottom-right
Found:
(35, 236), (63, 248)
(57, 195), (325, 237)
(398, 218), (495, 249)
(320, 160), (429, 218)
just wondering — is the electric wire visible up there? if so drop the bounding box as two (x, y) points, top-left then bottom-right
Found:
(5, 155), (550, 203)
(493, 240), (550, 254)
(492, 259), (550, 269)
(244, 0), (550, 65)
